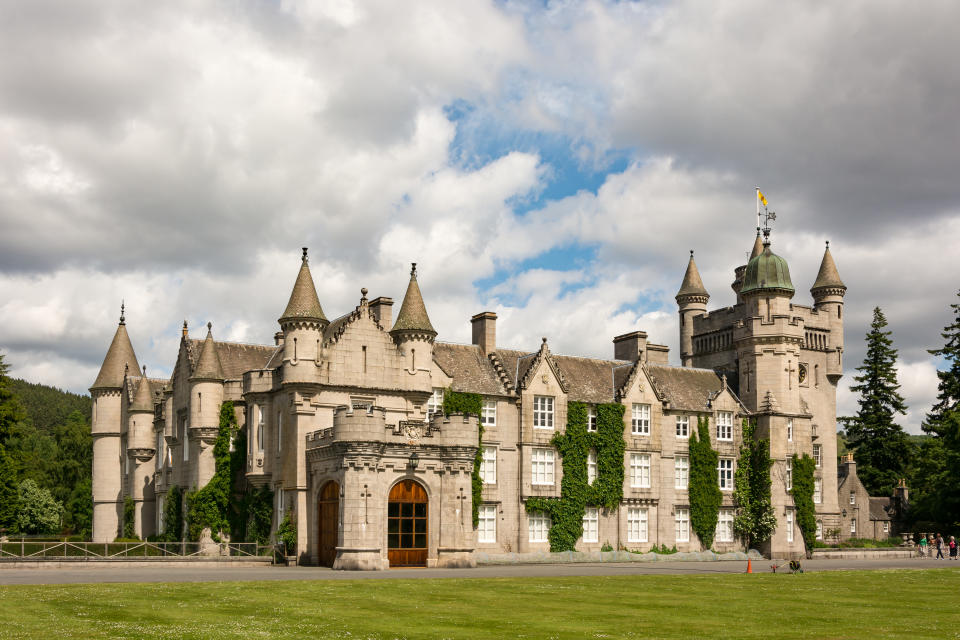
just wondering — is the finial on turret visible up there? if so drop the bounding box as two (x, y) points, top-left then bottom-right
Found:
(302, 247), (308, 263)
(542, 337), (547, 344)
(689, 250), (694, 258)
(142, 365), (147, 377)
(120, 300), (126, 325)
(125, 363), (129, 374)
(207, 321), (212, 332)
(182, 320), (188, 337)
(825, 240), (830, 249)
(360, 287), (368, 303)
(410, 262), (417, 278)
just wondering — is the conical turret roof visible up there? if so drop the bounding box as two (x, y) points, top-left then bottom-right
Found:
(130, 370), (154, 413)
(749, 231), (764, 260)
(391, 263), (436, 334)
(279, 248), (327, 324)
(811, 242), (845, 292)
(191, 323), (225, 381)
(676, 251), (709, 299)
(91, 308), (141, 390)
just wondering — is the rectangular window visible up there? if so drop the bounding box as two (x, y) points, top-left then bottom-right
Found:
(675, 508), (690, 542)
(786, 459), (792, 491)
(718, 458), (734, 491)
(883, 521), (889, 533)
(715, 509), (734, 543)
(630, 453), (651, 488)
(849, 492), (855, 505)
(675, 455), (689, 490)
(787, 418), (794, 442)
(531, 448), (555, 485)
(277, 411), (282, 453)
(427, 388), (444, 419)
(533, 396), (554, 429)
(587, 449), (597, 485)
(631, 404), (650, 435)
(582, 507), (599, 543)
(478, 505), (497, 543)
(587, 407), (597, 432)
(676, 415), (689, 438)
(814, 478), (822, 504)
(257, 407), (264, 453)
(481, 446), (497, 485)
(850, 518), (856, 534)
(813, 444), (822, 468)
(627, 507), (648, 543)
(787, 511), (794, 543)
(717, 411), (733, 441)
(529, 511), (551, 542)
(816, 520), (823, 540)
(481, 400), (497, 427)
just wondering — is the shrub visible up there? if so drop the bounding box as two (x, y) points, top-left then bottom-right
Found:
(122, 495), (136, 540)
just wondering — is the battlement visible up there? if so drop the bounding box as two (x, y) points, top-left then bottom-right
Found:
(306, 406), (479, 450)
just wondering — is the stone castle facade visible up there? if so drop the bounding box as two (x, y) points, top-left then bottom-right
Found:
(90, 231), (851, 567)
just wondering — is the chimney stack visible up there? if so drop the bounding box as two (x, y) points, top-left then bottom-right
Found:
(471, 312), (497, 355)
(613, 331), (648, 362)
(371, 297), (394, 331)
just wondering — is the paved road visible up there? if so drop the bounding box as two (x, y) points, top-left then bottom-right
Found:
(1, 556), (957, 585)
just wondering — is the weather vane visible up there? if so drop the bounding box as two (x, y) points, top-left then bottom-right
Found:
(756, 187), (777, 243)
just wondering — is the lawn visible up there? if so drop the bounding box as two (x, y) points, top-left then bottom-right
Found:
(0, 569), (958, 639)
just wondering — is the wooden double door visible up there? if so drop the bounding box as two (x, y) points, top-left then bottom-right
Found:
(317, 481), (339, 568)
(387, 480), (428, 567)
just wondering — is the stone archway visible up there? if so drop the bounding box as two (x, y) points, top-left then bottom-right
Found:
(388, 479), (428, 567)
(317, 481), (340, 567)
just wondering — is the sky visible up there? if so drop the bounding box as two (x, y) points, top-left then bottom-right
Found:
(1, 0), (958, 434)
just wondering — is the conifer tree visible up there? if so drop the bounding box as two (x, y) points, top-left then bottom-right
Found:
(689, 417), (721, 549)
(920, 290), (960, 524)
(0, 355), (25, 531)
(841, 307), (912, 495)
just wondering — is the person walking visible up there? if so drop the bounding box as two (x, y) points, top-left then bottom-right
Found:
(919, 534), (928, 557)
(949, 535), (957, 560)
(936, 534), (945, 559)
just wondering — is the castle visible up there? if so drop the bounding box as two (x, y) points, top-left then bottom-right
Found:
(90, 228), (856, 567)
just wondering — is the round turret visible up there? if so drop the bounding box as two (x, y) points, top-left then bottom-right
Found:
(740, 244), (794, 297)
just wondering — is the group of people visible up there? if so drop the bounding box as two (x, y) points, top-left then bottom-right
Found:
(916, 533), (958, 559)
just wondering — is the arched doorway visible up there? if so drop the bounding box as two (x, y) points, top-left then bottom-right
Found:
(317, 481), (339, 567)
(388, 479), (428, 567)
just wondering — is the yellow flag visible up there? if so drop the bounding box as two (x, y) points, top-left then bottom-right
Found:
(758, 190), (768, 206)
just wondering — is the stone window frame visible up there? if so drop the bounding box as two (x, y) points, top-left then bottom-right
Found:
(582, 507), (599, 543)
(531, 447), (555, 486)
(675, 455), (689, 490)
(627, 507), (648, 543)
(478, 505), (497, 543)
(716, 411), (733, 441)
(715, 508), (734, 543)
(587, 406), (597, 432)
(786, 418), (794, 442)
(813, 444), (822, 468)
(481, 400), (497, 427)
(528, 511), (551, 542)
(717, 458), (734, 491)
(787, 510), (795, 543)
(630, 453), (651, 489)
(631, 403), (651, 435)
(426, 388), (444, 419)
(533, 395), (555, 430)
(676, 415), (689, 438)
(814, 478), (822, 504)
(587, 449), (597, 485)
(675, 508), (690, 542)
(481, 446), (497, 485)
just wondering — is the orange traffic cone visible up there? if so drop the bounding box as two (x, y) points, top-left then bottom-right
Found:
(746, 558), (752, 574)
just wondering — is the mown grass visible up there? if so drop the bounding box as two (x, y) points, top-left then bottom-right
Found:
(0, 569), (958, 639)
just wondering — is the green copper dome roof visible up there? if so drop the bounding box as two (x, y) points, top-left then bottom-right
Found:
(740, 244), (794, 295)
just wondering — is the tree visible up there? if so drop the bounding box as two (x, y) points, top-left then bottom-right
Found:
(791, 454), (817, 557)
(841, 307), (912, 495)
(0, 354), (26, 532)
(689, 416), (721, 549)
(733, 419), (776, 548)
(185, 402), (235, 541)
(15, 479), (63, 535)
(919, 290), (960, 526)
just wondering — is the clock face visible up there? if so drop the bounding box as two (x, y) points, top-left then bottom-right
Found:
(798, 363), (807, 384)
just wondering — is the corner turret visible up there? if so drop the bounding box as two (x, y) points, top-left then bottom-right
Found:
(187, 323), (225, 488)
(279, 249), (327, 383)
(391, 263), (437, 385)
(811, 241), (846, 379)
(676, 251), (709, 367)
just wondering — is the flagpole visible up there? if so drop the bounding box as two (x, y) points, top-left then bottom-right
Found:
(756, 186), (761, 230)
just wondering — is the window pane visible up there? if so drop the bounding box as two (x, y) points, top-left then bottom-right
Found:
(415, 534), (427, 548)
(388, 519), (399, 533)
(414, 503), (426, 518)
(402, 503), (413, 517)
(388, 533), (399, 548)
(401, 519), (413, 533)
(388, 502), (399, 517)
(415, 518), (426, 533)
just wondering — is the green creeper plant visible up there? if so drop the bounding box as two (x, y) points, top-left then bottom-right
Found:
(791, 453), (817, 556)
(122, 495), (136, 539)
(162, 485), (184, 541)
(733, 419), (776, 547)
(688, 416), (721, 549)
(442, 391), (485, 527)
(185, 401), (236, 541)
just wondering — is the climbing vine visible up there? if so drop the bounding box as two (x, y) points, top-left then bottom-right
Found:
(185, 401), (235, 541)
(791, 453), (817, 556)
(161, 485), (184, 541)
(443, 390), (485, 528)
(525, 401), (626, 552)
(122, 495), (136, 540)
(733, 418), (776, 547)
(689, 416), (721, 549)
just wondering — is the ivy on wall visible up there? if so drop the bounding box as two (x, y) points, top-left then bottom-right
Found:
(442, 390), (484, 528)
(161, 485), (184, 542)
(185, 401), (235, 542)
(122, 495), (136, 540)
(689, 416), (721, 549)
(791, 453), (817, 556)
(525, 401), (626, 552)
(733, 419), (776, 548)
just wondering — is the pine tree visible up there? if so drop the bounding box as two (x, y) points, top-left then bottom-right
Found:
(920, 290), (960, 525)
(0, 355), (26, 532)
(841, 307), (912, 495)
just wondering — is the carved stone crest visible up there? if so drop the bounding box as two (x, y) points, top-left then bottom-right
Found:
(401, 421), (423, 444)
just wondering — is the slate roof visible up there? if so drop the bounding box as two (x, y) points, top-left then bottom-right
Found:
(186, 338), (276, 379)
(279, 251), (327, 323)
(676, 252), (709, 298)
(869, 497), (894, 521)
(645, 364), (725, 412)
(492, 349), (536, 390)
(391, 265), (436, 334)
(433, 343), (507, 395)
(551, 354), (628, 404)
(130, 374), (155, 412)
(811, 244), (845, 291)
(125, 377), (167, 408)
(192, 327), (225, 380)
(92, 322), (141, 390)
